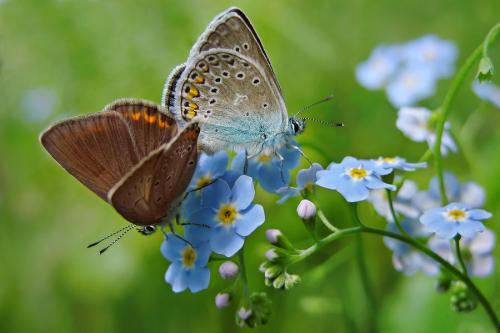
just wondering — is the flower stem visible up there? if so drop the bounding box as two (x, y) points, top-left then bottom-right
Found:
(454, 235), (468, 276)
(318, 209), (338, 232)
(433, 23), (500, 205)
(238, 246), (249, 298)
(386, 189), (409, 237)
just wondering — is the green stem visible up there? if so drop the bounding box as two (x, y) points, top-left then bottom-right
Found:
(386, 189), (409, 237)
(434, 23), (500, 205)
(318, 209), (338, 232)
(238, 247), (249, 298)
(454, 235), (468, 276)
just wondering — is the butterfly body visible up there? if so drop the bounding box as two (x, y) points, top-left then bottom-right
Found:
(162, 7), (305, 157)
(41, 99), (199, 227)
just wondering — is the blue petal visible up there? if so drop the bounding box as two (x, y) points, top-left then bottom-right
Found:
(297, 163), (323, 189)
(193, 240), (212, 266)
(199, 151), (228, 177)
(419, 208), (444, 226)
(186, 267), (210, 293)
(316, 170), (342, 190)
(220, 170), (240, 188)
(184, 223), (212, 244)
(234, 204), (265, 237)
(457, 220), (485, 238)
(257, 162), (290, 192)
(279, 143), (301, 170)
(201, 179), (231, 209)
(210, 227), (245, 257)
(468, 209), (492, 220)
(231, 175), (255, 210)
(231, 151), (258, 177)
(433, 222), (458, 239)
(364, 175), (396, 190)
(161, 235), (186, 262)
(336, 176), (370, 202)
(165, 262), (188, 293)
(276, 186), (300, 204)
(181, 192), (202, 219)
(187, 209), (216, 229)
(340, 156), (361, 169)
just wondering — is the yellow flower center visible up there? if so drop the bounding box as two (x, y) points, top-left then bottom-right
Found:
(182, 247), (197, 268)
(383, 157), (398, 164)
(258, 154), (273, 163)
(217, 204), (238, 225)
(196, 175), (212, 188)
(446, 209), (467, 222)
(348, 167), (367, 180)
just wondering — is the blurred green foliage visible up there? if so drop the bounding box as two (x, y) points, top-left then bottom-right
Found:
(0, 0), (499, 332)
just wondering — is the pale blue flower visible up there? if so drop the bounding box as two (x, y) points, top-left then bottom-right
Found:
(472, 80), (500, 107)
(232, 144), (301, 193)
(316, 156), (396, 203)
(384, 219), (438, 275)
(188, 175), (265, 257)
(419, 202), (491, 239)
(161, 233), (211, 293)
(369, 179), (422, 222)
(356, 45), (401, 89)
(428, 228), (495, 277)
(276, 163), (323, 203)
(386, 66), (436, 107)
(371, 156), (427, 173)
(402, 35), (458, 78)
(396, 107), (456, 155)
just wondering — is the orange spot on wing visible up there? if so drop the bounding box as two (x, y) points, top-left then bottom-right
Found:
(131, 112), (141, 121)
(144, 113), (157, 124)
(194, 76), (205, 84)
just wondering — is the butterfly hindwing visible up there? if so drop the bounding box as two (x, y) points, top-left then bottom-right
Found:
(108, 123), (200, 225)
(104, 99), (177, 159)
(40, 112), (140, 201)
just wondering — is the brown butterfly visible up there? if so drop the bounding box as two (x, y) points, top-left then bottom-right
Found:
(40, 99), (200, 253)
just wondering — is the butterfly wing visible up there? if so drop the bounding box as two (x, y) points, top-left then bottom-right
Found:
(164, 8), (288, 154)
(40, 112), (140, 201)
(104, 99), (177, 159)
(108, 123), (200, 225)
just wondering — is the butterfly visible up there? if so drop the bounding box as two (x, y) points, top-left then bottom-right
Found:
(162, 7), (305, 161)
(40, 99), (200, 251)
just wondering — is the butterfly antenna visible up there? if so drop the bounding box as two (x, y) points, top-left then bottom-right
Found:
(98, 225), (135, 255)
(87, 224), (133, 248)
(302, 117), (344, 128)
(294, 94), (334, 117)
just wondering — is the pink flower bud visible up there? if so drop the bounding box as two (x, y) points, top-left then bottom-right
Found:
(218, 261), (239, 280)
(297, 199), (317, 220)
(265, 229), (282, 244)
(215, 293), (231, 308)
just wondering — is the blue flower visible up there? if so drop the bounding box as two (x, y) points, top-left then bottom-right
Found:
(356, 45), (402, 89)
(384, 219), (438, 276)
(386, 65), (436, 107)
(428, 228), (496, 278)
(316, 156), (396, 202)
(369, 179), (422, 222)
(231, 144), (301, 193)
(419, 202), (491, 239)
(402, 35), (458, 78)
(396, 107), (456, 155)
(161, 232), (211, 293)
(188, 175), (265, 257)
(472, 80), (500, 108)
(371, 156), (427, 173)
(276, 163), (323, 203)
(413, 173), (486, 211)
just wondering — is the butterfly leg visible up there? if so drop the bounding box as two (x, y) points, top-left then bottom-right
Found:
(167, 222), (193, 247)
(289, 145), (313, 166)
(274, 151), (287, 185)
(243, 149), (249, 175)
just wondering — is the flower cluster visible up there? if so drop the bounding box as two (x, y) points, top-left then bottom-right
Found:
(356, 35), (458, 107)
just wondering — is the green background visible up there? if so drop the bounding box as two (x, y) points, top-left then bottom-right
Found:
(0, 0), (499, 332)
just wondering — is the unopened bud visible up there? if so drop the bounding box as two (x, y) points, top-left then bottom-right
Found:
(238, 307), (253, 321)
(477, 56), (494, 82)
(264, 228), (295, 251)
(265, 249), (279, 261)
(297, 199), (317, 220)
(264, 264), (282, 279)
(215, 292), (231, 308)
(219, 261), (239, 280)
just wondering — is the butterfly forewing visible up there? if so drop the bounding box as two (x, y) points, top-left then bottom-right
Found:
(40, 112), (140, 201)
(108, 123), (200, 225)
(104, 99), (178, 159)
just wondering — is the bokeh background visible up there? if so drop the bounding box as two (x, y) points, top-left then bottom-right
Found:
(1, 0), (499, 332)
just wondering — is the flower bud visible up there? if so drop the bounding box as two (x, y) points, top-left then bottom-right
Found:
(218, 261), (239, 280)
(237, 307), (253, 321)
(297, 199), (317, 220)
(284, 273), (301, 290)
(477, 56), (493, 82)
(215, 292), (231, 308)
(265, 249), (279, 261)
(235, 292), (272, 328)
(264, 264), (282, 279)
(264, 228), (295, 251)
(450, 281), (477, 313)
(272, 274), (286, 289)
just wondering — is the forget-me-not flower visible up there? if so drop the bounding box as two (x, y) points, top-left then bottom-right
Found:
(428, 228), (496, 277)
(316, 156), (396, 202)
(188, 175), (265, 257)
(369, 179), (422, 222)
(161, 233), (211, 293)
(384, 219), (438, 276)
(232, 144), (301, 193)
(386, 66), (436, 107)
(472, 80), (500, 108)
(356, 45), (401, 90)
(396, 107), (457, 155)
(371, 156), (427, 173)
(276, 163), (323, 203)
(419, 202), (491, 239)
